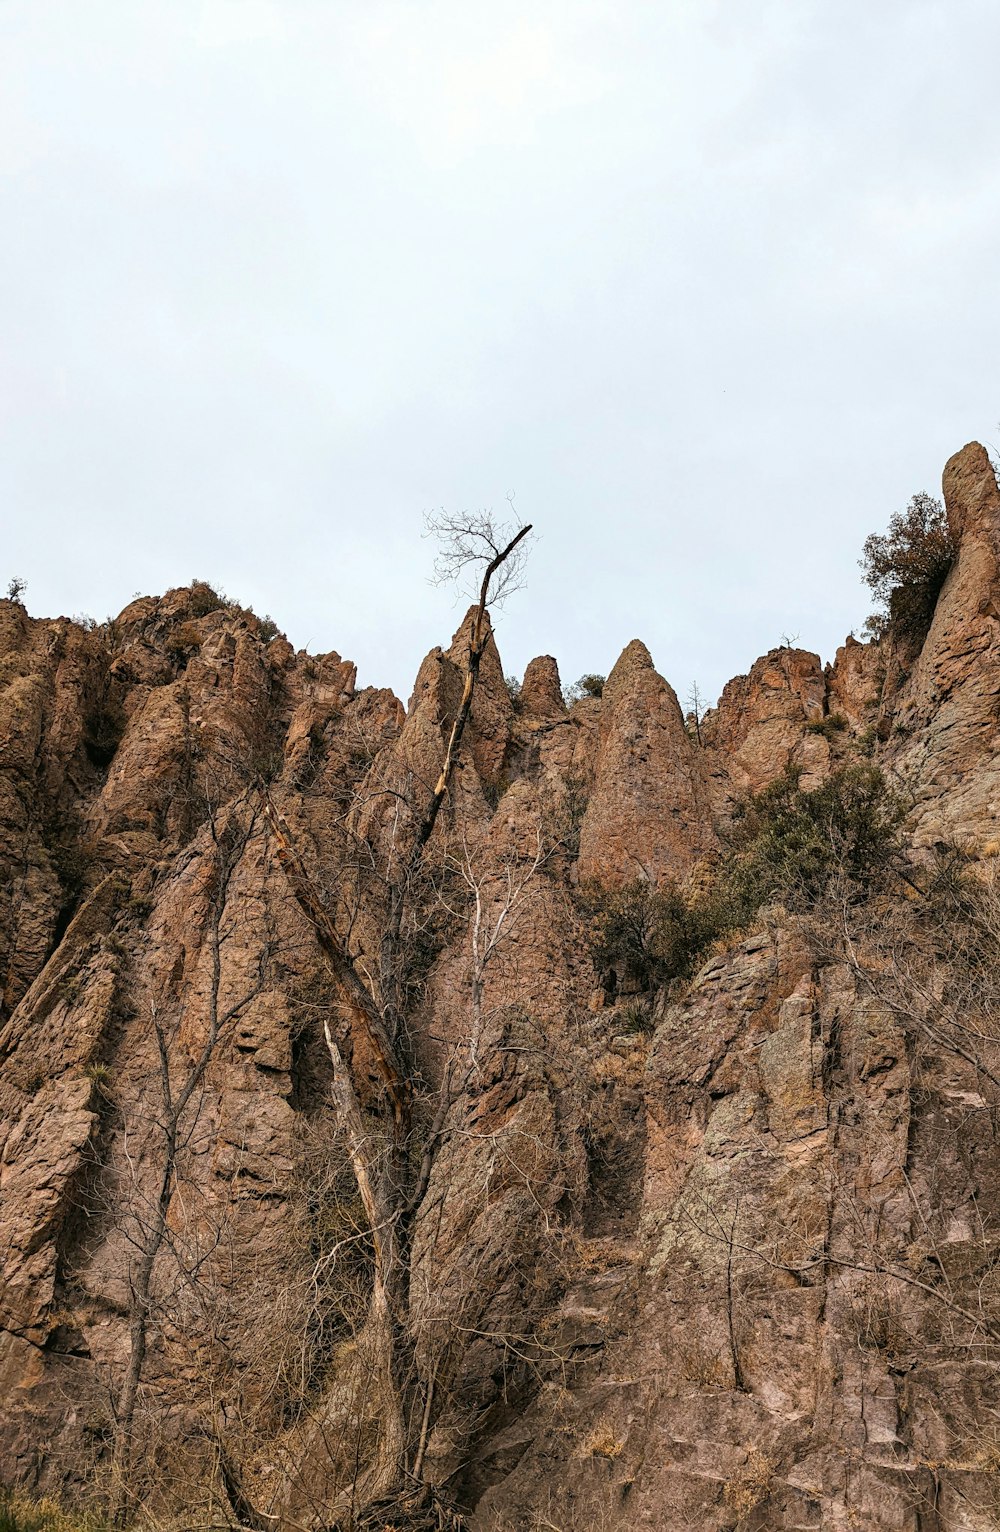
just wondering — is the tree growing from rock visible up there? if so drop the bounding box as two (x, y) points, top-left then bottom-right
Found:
(260, 513), (533, 1526)
(861, 491), (954, 643)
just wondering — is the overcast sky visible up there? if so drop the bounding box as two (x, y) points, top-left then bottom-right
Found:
(3, 1), (998, 707)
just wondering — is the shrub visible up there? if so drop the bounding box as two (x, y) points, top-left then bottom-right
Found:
(167, 620), (203, 663)
(0, 1490), (109, 1532)
(579, 877), (719, 998)
(616, 997), (654, 1035)
(258, 614), (280, 642)
(5, 577), (26, 604)
(580, 763), (905, 1007)
(555, 770), (589, 859)
(724, 1450), (776, 1521)
(188, 579), (227, 617)
(804, 711), (847, 740)
(504, 673), (522, 707)
(565, 672), (606, 704)
(861, 492), (954, 644)
(724, 763), (905, 917)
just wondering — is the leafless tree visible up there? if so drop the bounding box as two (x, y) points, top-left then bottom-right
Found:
(686, 681), (705, 746)
(258, 515), (534, 1524)
(108, 797), (268, 1527)
(448, 827), (547, 1073)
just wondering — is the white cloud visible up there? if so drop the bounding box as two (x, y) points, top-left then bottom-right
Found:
(195, 0), (286, 49)
(342, 4), (613, 164)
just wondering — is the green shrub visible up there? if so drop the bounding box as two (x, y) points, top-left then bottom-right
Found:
(616, 998), (655, 1035)
(565, 673), (606, 704)
(581, 763), (904, 1005)
(805, 711), (847, 739)
(861, 492), (954, 644)
(503, 674), (522, 712)
(723, 763), (905, 917)
(579, 877), (719, 998)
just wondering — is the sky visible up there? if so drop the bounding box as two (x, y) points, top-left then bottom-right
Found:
(2, 0), (999, 709)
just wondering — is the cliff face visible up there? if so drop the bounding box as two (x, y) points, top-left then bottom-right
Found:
(2, 447), (1000, 1531)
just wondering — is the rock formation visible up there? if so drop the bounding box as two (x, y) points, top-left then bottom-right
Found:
(1, 446), (1000, 1530)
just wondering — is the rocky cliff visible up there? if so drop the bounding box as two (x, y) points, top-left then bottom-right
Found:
(2, 445), (1000, 1531)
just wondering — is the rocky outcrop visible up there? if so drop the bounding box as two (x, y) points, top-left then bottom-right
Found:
(703, 646), (830, 799)
(886, 443), (1000, 848)
(478, 926), (1000, 1531)
(2, 441), (1000, 1531)
(518, 655), (565, 721)
(577, 640), (715, 886)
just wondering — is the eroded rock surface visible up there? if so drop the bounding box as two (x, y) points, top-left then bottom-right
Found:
(2, 442), (1000, 1531)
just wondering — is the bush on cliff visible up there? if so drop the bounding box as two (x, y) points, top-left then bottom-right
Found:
(564, 672), (605, 704)
(723, 762), (906, 918)
(578, 876), (719, 997)
(860, 491), (954, 644)
(582, 763), (905, 999)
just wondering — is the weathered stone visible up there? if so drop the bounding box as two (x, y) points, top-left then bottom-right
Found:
(2, 445), (1000, 1532)
(703, 645), (830, 798)
(519, 654), (565, 720)
(578, 640), (715, 885)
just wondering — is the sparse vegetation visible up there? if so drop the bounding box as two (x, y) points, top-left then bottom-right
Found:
(578, 876), (720, 1000)
(723, 762), (905, 918)
(5, 577), (26, 605)
(83, 1062), (115, 1101)
(0, 1490), (108, 1532)
(723, 1450), (776, 1522)
(185, 580), (279, 643)
(861, 491), (954, 644)
(564, 672), (605, 704)
(166, 620), (202, 662)
(550, 770), (589, 860)
(586, 1428), (626, 1459)
(804, 711), (847, 739)
(582, 762), (905, 1003)
(685, 680), (707, 743)
(504, 673), (522, 707)
(188, 579), (228, 617)
(615, 997), (654, 1035)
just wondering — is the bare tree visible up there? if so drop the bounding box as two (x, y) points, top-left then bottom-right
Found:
(686, 681), (705, 746)
(108, 799), (268, 1527)
(448, 827), (547, 1073)
(258, 514), (534, 1524)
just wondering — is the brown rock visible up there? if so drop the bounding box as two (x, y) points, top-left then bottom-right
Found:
(703, 644), (830, 798)
(577, 640), (715, 885)
(3, 449), (1000, 1530)
(889, 441), (1000, 845)
(519, 654), (565, 719)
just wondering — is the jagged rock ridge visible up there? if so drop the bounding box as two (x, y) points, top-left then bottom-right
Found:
(1, 445), (999, 1529)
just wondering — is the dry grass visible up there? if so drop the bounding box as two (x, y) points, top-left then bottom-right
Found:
(0, 1491), (109, 1532)
(584, 1428), (626, 1460)
(675, 1340), (729, 1387)
(723, 1449), (776, 1522)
